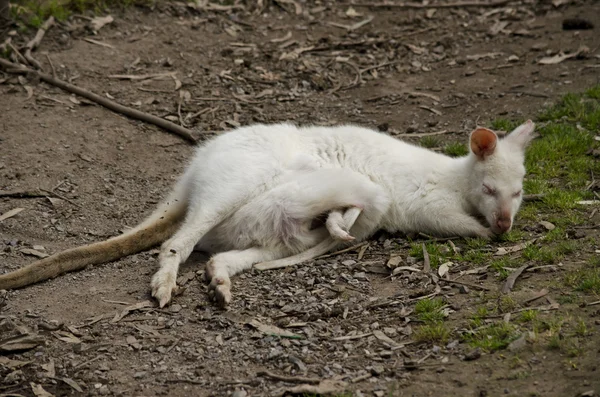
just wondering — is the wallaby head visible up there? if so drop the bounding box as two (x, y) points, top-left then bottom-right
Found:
(466, 120), (537, 235)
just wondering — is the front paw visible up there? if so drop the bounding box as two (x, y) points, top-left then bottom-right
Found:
(207, 275), (232, 308)
(151, 270), (176, 308)
(476, 227), (496, 240)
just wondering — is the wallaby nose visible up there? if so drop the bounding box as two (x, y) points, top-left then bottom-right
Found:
(496, 218), (512, 233)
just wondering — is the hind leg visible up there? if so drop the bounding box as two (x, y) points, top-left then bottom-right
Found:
(204, 246), (289, 308)
(151, 209), (222, 307)
(326, 207), (363, 241)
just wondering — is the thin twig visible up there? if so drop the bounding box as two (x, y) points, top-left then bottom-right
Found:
(257, 369), (321, 384)
(360, 60), (402, 74)
(523, 193), (545, 202)
(0, 190), (47, 198)
(0, 58), (198, 144)
(351, 0), (511, 9)
(315, 242), (368, 260)
(7, 42), (29, 65)
(45, 54), (56, 79)
(440, 278), (491, 291)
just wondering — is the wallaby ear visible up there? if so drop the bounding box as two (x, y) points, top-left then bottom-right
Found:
(505, 119), (537, 149)
(470, 127), (498, 160)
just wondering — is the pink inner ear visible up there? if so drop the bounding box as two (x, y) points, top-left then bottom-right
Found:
(470, 127), (497, 159)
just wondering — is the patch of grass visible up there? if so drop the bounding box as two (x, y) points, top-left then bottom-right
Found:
(415, 297), (446, 323)
(489, 257), (513, 279)
(461, 249), (490, 265)
(469, 306), (489, 328)
(489, 118), (519, 133)
(522, 245), (557, 264)
(463, 322), (520, 352)
(413, 298), (450, 343)
(574, 319), (589, 337)
(566, 267), (600, 294)
(408, 242), (449, 269)
(518, 310), (538, 323)
(499, 230), (526, 243)
(444, 142), (469, 157)
(420, 136), (440, 148)
(11, 0), (157, 28)
(498, 296), (517, 313)
(414, 323), (451, 344)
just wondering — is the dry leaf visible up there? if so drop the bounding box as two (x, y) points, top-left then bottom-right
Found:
(438, 262), (452, 278)
(248, 319), (302, 339)
(271, 31), (292, 43)
(279, 46), (314, 61)
(489, 21), (509, 35)
(60, 377), (83, 393)
(31, 383), (54, 397)
(502, 264), (529, 293)
(406, 43), (426, 55)
(539, 221), (555, 231)
(0, 335), (44, 353)
(24, 85), (33, 101)
(41, 359), (55, 378)
(386, 254), (403, 268)
(0, 207), (24, 222)
(345, 7), (362, 17)
(172, 74), (182, 91)
(372, 330), (404, 348)
(494, 240), (536, 256)
(51, 331), (81, 344)
(391, 266), (421, 276)
(422, 243), (431, 273)
(179, 89), (191, 102)
(90, 15), (114, 33)
(111, 300), (153, 323)
(538, 46), (588, 65)
(0, 356), (32, 369)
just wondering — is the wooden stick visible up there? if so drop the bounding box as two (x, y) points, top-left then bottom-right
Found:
(351, 0), (511, 9)
(440, 278), (491, 291)
(24, 16), (55, 70)
(0, 58), (198, 144)
(257, 369), (321, 384)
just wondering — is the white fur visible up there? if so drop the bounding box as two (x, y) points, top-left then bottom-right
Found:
(150, 121), (536, 307)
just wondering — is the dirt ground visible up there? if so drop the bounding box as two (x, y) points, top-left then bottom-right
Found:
(1, 0), (600, 396)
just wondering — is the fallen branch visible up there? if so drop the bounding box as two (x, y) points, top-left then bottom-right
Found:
(24, 16), (55, 70)
(0, 190), (47, 198)
(440, 278), (491, 291)
(0, 58), (198, 144)
(351, 0), (511, 9)
(257, 369), (321, 384)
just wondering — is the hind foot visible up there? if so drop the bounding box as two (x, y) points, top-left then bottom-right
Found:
(204, 257), (233, 308)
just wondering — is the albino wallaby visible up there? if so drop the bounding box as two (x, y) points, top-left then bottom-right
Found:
(0, 120), (536, 308)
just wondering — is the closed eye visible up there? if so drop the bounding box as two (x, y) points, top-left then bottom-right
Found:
(513, 190), (522, 197)
(482, 184), (496, 196)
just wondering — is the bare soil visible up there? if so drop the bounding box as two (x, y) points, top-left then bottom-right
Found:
(1, 1), (599, 396)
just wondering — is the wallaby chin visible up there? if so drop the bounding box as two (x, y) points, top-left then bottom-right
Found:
(3, 119), (535, 308)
